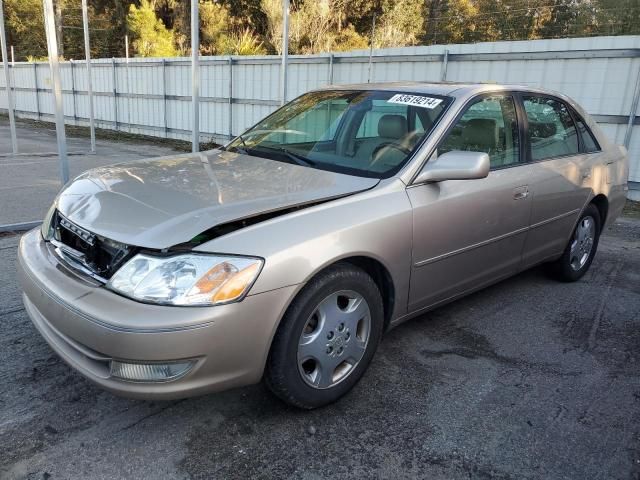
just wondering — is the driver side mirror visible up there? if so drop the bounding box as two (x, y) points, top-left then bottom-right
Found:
(413, 151), (490, 184)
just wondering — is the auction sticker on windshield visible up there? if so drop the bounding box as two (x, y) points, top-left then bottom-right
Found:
(387, 94), (443, 109)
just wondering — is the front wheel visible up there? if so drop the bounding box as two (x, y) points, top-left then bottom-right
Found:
(265, 264), (384, 409)
(549, 204), (601, 282)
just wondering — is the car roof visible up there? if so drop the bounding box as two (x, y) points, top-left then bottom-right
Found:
(317, 81), (567, 100)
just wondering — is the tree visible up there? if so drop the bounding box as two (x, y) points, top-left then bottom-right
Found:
(127, 0), (177, 57)
(200, 1), (232, 55)
(374, 0), (424, 48)
(4, 0), (46, 61)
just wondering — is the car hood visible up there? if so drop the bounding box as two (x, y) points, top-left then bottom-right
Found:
(55, 150), (379, 249)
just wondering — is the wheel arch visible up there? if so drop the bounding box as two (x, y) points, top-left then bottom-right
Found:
(336, 256), (396, 332)
(590, 194), (608, 231)
(274, 254), (398, 339)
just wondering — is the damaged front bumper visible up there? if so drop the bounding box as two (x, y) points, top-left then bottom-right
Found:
(18, 229), (297, 400)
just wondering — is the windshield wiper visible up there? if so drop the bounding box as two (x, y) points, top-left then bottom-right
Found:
(225, 141), (315, 167)
(224, 134), (249, 154)
(279, 149), (316, 167)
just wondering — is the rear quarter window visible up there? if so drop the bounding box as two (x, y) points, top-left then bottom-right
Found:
(575, 118), (601, 153)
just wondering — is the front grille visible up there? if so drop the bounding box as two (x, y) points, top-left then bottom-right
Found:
(51, 211), (135, 281)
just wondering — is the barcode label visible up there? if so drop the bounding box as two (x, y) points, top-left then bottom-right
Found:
(387, 94), (443, 109)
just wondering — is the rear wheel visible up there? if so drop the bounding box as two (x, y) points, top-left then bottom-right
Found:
(549, 204), (601, 282)
(265, 264), (384, 409)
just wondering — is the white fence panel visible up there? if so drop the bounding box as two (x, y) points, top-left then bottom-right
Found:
(1, 35), (639, 189)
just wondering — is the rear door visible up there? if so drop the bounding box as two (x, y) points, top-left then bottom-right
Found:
(518, 95), (593, 268)
(406, 93), (532, 312)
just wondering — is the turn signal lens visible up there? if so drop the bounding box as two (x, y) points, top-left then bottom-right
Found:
(212, 262), (262, 303)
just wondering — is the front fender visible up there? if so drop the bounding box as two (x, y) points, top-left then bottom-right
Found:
(195, 180), (414, 322)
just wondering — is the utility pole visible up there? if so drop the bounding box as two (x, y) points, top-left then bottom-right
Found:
(191, 0), (199, 152)
(0, 0), (17, 153)
(367, 13), (376, 83)
(280, 0), (289, 106)
(43, 0), (69, 184)
(81, 0), (95, 152)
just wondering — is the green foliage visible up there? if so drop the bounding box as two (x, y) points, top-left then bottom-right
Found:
(332, 24), (369, 52)
(4, 0), (46, 61)
(220, 28), (267, 55)
(127, 0), (177, 57)
(374, 0), (425, 48)
(3, 0), (640, 61)
(200, 1), (232, 55)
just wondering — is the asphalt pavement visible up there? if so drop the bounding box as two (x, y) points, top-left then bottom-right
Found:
(1, 213), (638, 479)
(0, 117), (180, 226)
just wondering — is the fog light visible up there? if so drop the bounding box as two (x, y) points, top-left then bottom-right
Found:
(110, 360), (194, 382)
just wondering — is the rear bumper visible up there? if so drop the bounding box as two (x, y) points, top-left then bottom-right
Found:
(18, 229), (297, 400)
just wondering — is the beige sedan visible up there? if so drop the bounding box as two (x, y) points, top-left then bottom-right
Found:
(18, 83), (629, 408)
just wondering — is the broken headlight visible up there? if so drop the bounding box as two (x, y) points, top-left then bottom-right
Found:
(107, 253), (263, 306)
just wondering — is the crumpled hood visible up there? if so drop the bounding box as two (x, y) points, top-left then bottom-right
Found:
(55, 150), (379, 249)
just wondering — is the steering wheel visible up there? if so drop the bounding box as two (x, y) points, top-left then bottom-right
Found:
(370, 142), (412, 165)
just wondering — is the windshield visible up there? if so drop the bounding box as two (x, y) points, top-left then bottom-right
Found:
(225, 90), (451, 178)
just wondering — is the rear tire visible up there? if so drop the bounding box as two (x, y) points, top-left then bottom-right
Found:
(265, 264), (384, 409)
(548, 204), (601, 282)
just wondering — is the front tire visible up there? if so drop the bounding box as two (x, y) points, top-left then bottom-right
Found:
(549, 203), (601, 282)
(265, 264), (384, 409)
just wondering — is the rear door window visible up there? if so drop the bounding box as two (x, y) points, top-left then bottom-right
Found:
(523, 96), (579, 161)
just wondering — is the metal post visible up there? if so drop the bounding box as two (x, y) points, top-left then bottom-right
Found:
(10, 44), (13, 64)
(191, 0), (199, 152)
(82, 0), (95, 152)
(328, 54), (334, 85)
(124, 34), (131, 132)
(228, 56), (233, 139)
(441, 49), (449, 81)
(70, 60), (77, 121)
(112, 57), (118, 130)
(280, 0), (289, 106)
(43, 0), (68, 184)
(0, 0), (18, 153)
(367, 13), (376, 83)
(624, 64), (640, 149)
(162, 58), (167, 138)
(33, 63), (40, 121)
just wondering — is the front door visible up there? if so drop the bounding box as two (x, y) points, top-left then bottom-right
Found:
(406, 93), (532, 313)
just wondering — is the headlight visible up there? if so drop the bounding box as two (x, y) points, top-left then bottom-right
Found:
(107, 253), (263, 306)
(41, 205), (56, 241)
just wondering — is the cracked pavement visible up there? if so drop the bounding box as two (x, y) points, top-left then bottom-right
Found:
(0, 215), (639, 479)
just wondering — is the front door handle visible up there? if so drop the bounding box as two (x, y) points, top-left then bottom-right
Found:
(513, 186), (529, 200)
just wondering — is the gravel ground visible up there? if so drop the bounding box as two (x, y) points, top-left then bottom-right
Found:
(0, 215), (639, 480)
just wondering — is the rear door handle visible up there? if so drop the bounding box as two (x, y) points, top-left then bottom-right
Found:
(513, 186), (529, 200)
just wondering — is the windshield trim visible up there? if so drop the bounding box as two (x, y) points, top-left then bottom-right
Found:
(225, 89), (454, 180)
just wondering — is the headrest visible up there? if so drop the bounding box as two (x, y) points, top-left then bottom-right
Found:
(378, 115), (408, 139)
(461, 118), (497, 150)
